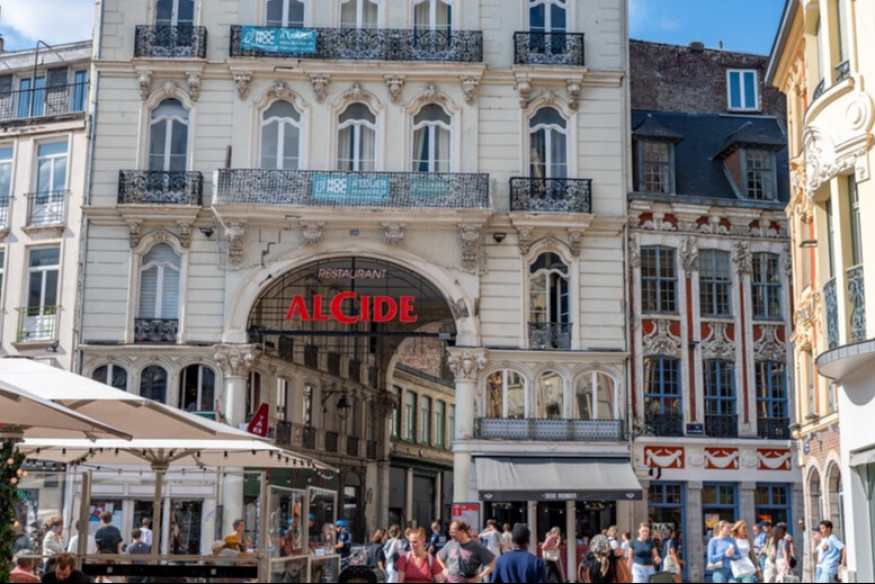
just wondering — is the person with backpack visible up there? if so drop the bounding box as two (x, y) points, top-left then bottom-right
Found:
(578, 534), (632, 584)
(95, 511), (123, 555)
(384, 524), (406, 583)
(365, 529), (387, 580)
(395, 527), (444, 583)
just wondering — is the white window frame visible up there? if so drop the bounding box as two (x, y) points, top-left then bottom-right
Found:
(35, 140), (69, 193)
(138, 243), (181, 320)
(527, 0), (568, 32)
(637, 140), (674, 194)
(27, 247), (60, 314)
(92, 363), (129, 391)
(742, 148), (776, 200)
(337, 103), (377, 171)
(574, 371), (618, 420)
(179, 364), (216, 412)
(528, 252), (571, 327)
(536, 370), (566, 419)
(486, 369), (529, 419)
(265, 0), (306, 27)
(148, 99), (189, 172)
(259, 100), (303, 170)
(413, 0), (452, 31)
(412, 103), (452, 173)
(0, 146), (13, 229)
(276, 377), (291, 421)
(339, 0), (380, 29)
(155, 0), (196, 26)
(528, 107), (569, 179)
(726, 69), (760, 112)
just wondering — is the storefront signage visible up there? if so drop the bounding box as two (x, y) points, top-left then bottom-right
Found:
(318, 268), (388, 280)
(240, 26), (317, 54)
(480, 490), (642, 501)
(284, 293), (418, 324)
(451, 503), (480, 536)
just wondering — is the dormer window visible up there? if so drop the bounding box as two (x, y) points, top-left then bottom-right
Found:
(743, 149), (775, 200)
(727, 69), (759, 111)
(635, 140), (674, 194)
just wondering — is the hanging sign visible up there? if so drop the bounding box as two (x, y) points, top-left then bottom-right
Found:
(240, 26), (317, 54)
(285, 293), (418, 324)
(247, 403), (270, 437)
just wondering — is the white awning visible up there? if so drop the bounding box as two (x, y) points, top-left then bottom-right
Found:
(850, 448), (875, 467)
(477, 457), (643, 501)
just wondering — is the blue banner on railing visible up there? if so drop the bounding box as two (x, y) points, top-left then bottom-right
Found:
(240, 26), (317, 54)
(312, 174), (391, 204)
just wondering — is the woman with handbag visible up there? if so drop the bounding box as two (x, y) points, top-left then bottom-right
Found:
(729, 521), (762, 583)
(706, 520), (742, 583)
(763, 523), (796, 583)
(626, 523), (661, 583)
(385, 525), (406, 584)
(541, 527), (566, 583)
(578, 534), (632, 584)
(661, 529), (684, 583)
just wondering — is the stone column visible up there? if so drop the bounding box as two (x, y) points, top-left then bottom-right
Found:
(406, 467), (415, 527)
(566, 501), (577, 582)
(686, 481), (704, 583)
(375, 393), (396, 530)
(528, 500), (538, 555)
(214, 343), (258, 536)
(447, 348), (487, 503)
(739, 481), (756, 529)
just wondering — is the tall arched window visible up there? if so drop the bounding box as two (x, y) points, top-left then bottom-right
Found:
(139, 244), (181, 323)
(574, 372), (616, 420)
(528, 0), (566, 33)
(266, 0), (305, 27)
(92, 364), (128, 391)
(260, 100), (301, 170)
(340, 0), (378, 28)
(156, 0), (195, 27)
(149, 99), (189, 172)
(529, 107), (568, 179)
(338, 103), (376, 171)
(413, 0), (451, 31)
(140, 365), (168, 403)
(538, 371), (564, 419)
(412, 104), (451, 172)
(486, 370), (526, 419)
(529, 252), (570, 349)
(179, 364), (215, 412)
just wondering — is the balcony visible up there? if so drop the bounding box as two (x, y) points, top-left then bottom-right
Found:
(813, 79), (826, 102)
(26, 190), (68, 227)
(134, 318), (179, 344)
(825, 278), (839, 350)
(757, 417), (790, 440)
(643, 412), (684, 437)
(366, 440), (378, 460)
(347, 436), (360, 457)
(302, 425), (316, 450)
(17, 307), (58, 343)
(528, 322), (572, 350)
(836, 60), (851, 83)
(704, 414), (738, 438)
(275, 420), (293, 447)
(848, 265), (866, 342)
(134, 25), (207, 59)
(325, 431), (339, 453)
(230, 25), (482, 63)
(474, 418), (624, 441)
(214, 169), (490, 210)
(509, 178), (591, 213)
(513, 32), (585, 66)
(0, 81), (88, 123)
(118, 171), (203, 206)
(0, 205), (7, 231)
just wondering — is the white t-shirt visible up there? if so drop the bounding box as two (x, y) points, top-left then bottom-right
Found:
(140, 527), (153, 547)
(67, 534), (98, 555)
(608, 537), (619, 550)
(480, 529), (501, 557)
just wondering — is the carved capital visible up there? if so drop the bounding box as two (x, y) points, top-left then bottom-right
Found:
(310, 75), (331, 103)
(214, 344), (259, 378)
(460, 76), (480, 105)
(128, 221), (142, 249)
(177, 222), (192, 249)
(382, 223), (404, 245)
(139, 71), (152, 101)
(376, 392), (397, 418)
(458, 225), (481, 271)
(233, 72), (252, 100)
(446, 348), (487, 382)
(302, 222), (324, 246)
(226, 221), (246, 265)
(186, 71), (201, 102)
(384, 75), (405, 104)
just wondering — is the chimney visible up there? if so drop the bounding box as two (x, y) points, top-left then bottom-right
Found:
(689, 41), (705, 52)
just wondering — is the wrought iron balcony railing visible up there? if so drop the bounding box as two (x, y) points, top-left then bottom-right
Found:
(528, 322), (572, 350)
(134, 318), (179, 344)
(514, 32), (585, 66)
(215, 169), (490, 209)
(325, 431), (339, 453)
(705, 413), (739, 438)
(824, 278), (839, 350)
(836, 60), (851, 83)
(813, 79), (826, 102)
(347, 436), (360, 457)
(134, 25), (208, 59)
(275, 420), (293, 447)
(17, 307), (58, 343)
(0, 81), (88, 122)
(366, 440), (378, 460)
(474, 418), (624, 441)
(643, 412), (684, 437)
(757, 417), (790, 440)
(848, 264), (866, 342)
(26, 190), (68, 227)
(302, 425), (317, 450)
(229, 25), (482, 62)
(118, 171), (204, 206)
(510, 177), (592, 213)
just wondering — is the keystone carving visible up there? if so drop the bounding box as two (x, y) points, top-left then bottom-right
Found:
(128, 222), (142, 248)
(755, 325), (786, 363)
(310, 75), (331, 103)
(642, 320), (683, 358)
(701, 321), (735, 360)
(383, 223), (404, 245)
(516, 78), (533, 108)
(517, 227), (533, 255)
(566, 80), (582, 110)
(567, 230), (582, 257)
(451, 298), (470, 320)
(459, 225), (481, 271)
(233, 72), (253, 100)
(177, 222), (192, 248)
(384, 75), (405, 104)
(302, 222), (324, 246)
(186, 71), (201, 102)
(139, 71), (152, 101)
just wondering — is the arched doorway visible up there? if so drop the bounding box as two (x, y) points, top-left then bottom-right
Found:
(246, 256), (459, 533)
(826, 463), (844, 539)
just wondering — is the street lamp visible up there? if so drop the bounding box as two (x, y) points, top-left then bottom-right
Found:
(322, 385), (352, 422)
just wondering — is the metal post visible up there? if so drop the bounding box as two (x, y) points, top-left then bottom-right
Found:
(151, 465), (167, 561)
(258, 471), (270, 582)
(76, 470), (92, 569)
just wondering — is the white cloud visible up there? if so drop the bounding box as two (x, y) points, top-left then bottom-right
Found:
(2, 0), (94, 46)
(629, 0), (681, 37)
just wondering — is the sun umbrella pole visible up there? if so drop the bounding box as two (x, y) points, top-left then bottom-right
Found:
(76, 470), (91, 568)
(151, 464), (167, 562)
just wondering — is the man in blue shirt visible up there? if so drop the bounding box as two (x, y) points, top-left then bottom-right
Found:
(335, 519), (353, 571)
(491, 524), (546, 584)
(428, 521), (447, 555)
(816, 520), (846, 583)
(754, 520), (771, 572)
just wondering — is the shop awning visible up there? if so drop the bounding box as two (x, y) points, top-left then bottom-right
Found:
(477, 457), (643, 501)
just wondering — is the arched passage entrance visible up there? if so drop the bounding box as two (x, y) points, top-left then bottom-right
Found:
(245, 256), (460, 537)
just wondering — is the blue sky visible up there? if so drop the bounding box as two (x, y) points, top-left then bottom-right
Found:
(0, 0), (784, 56)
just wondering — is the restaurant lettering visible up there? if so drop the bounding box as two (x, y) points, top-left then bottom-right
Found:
(318, 268), (388, 280)
(285, 293), (418, 324)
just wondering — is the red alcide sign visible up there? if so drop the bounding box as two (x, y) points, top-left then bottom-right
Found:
(284, 293), (418, 324)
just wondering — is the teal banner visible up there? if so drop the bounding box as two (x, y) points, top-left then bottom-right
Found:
(241, 26), (317, 54)
(312, 174), (391, 205)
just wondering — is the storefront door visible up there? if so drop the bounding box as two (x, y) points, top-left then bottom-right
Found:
(649, 483), (687, 581)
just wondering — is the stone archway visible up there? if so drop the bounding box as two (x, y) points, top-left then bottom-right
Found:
(825, 462), (844, 539)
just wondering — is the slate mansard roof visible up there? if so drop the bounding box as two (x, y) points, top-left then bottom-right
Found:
(631, 110), (790, 206)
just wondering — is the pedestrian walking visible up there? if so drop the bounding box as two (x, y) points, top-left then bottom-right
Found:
(729, 520), (761, 583)
(661, 528), (684, 583)
(365, 528), (387, 580)
(42, 517), (66, 573)
(755, 521), (771, 574)
(499, 524), (513, 555)
(395, 527), (444, 583)
(706, 520), (740, 584)
(125, 528), (151, 584)
(816, 520), (846, 584)
(384, 524), (406, 583)
(627, 523), (661, 583)
(762, 522), (794, 583)
(436, 520), (496, 583)
(139, 518), (153, 548)
(493, 524), (546, 584)
(578, 534), (631, 584)
(604, 526), (620, 554)
(428, 522), (447, 556)
(541, 526), (565, 583)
